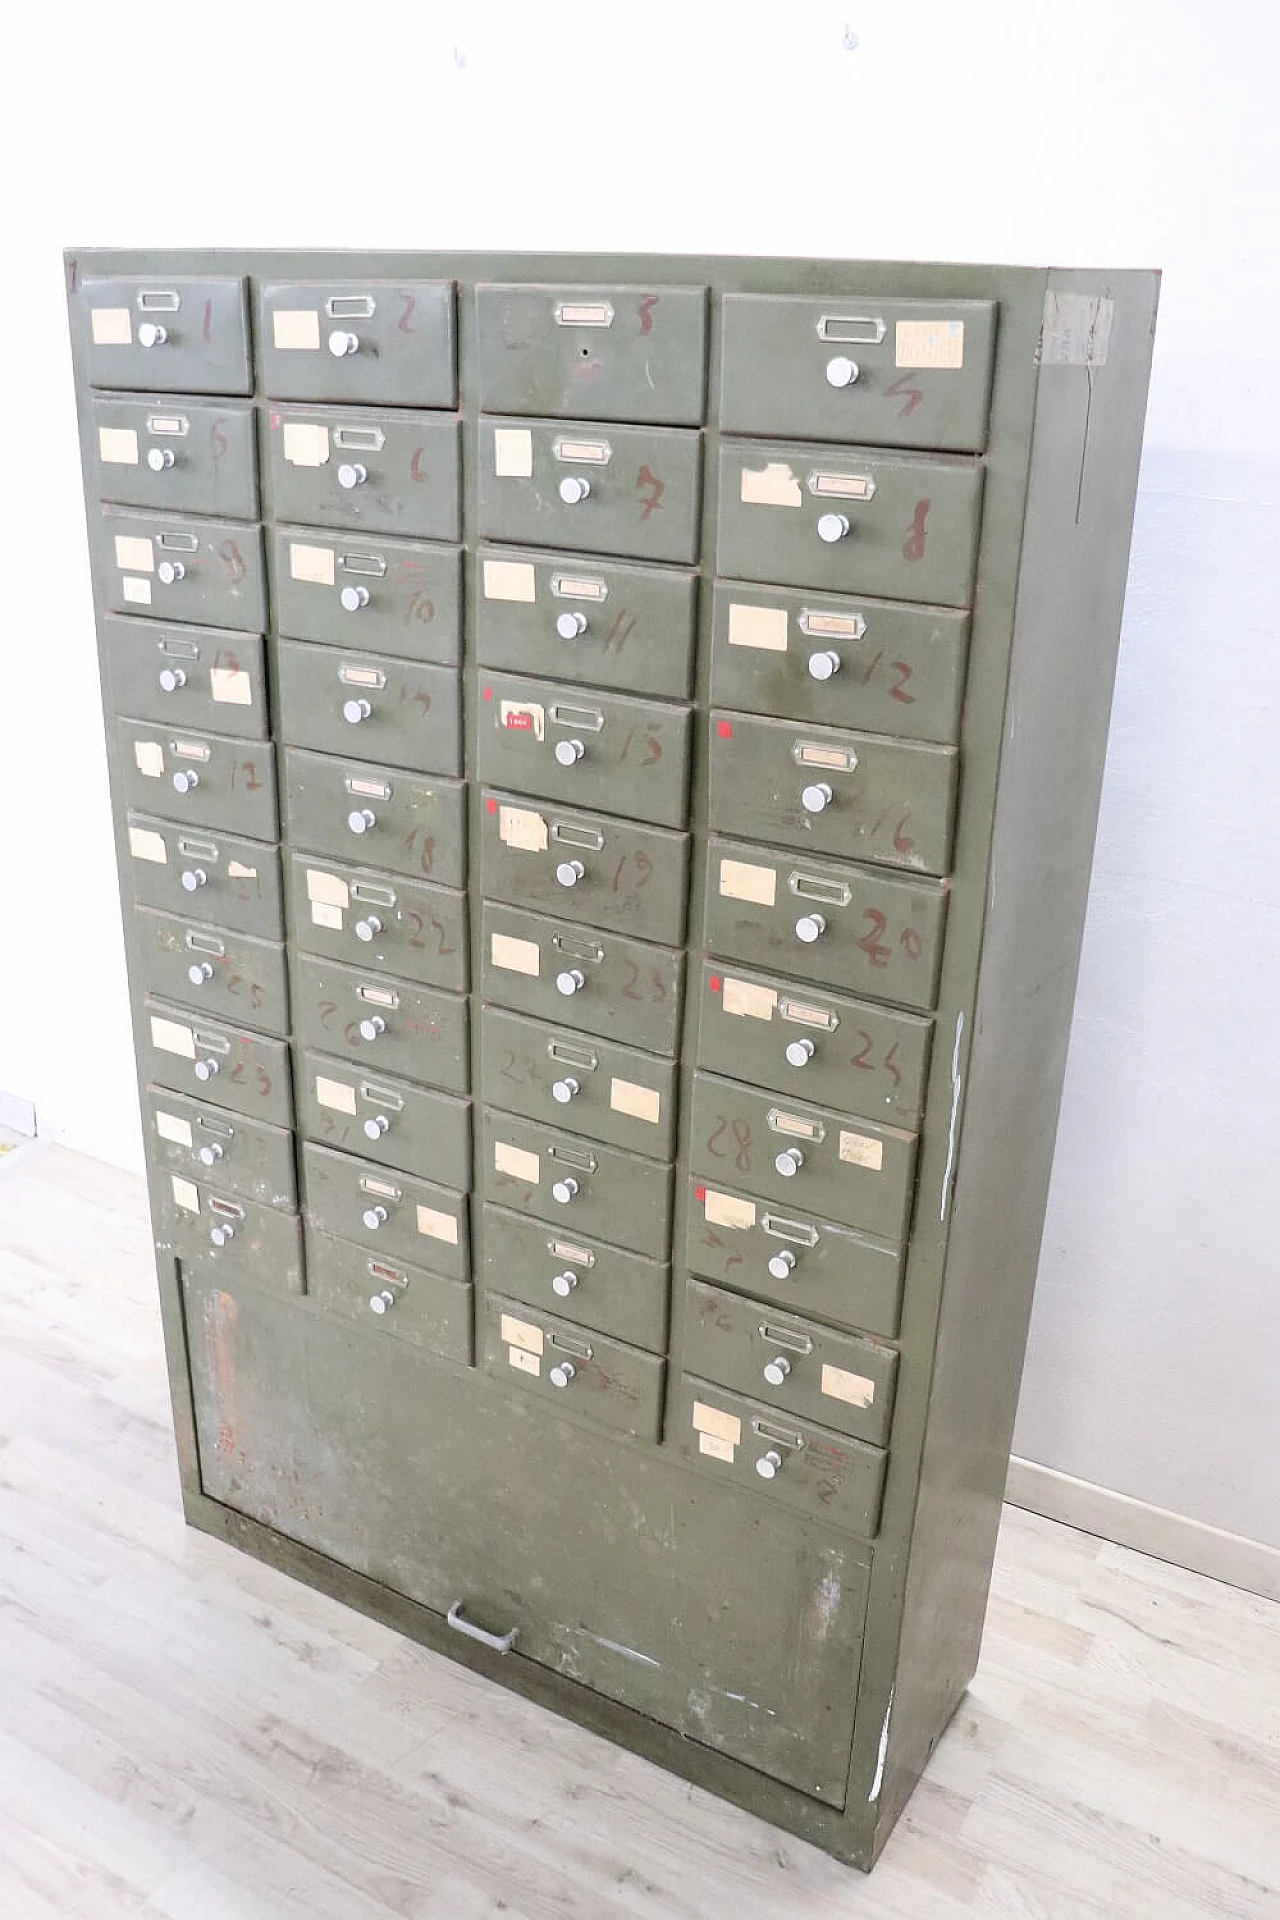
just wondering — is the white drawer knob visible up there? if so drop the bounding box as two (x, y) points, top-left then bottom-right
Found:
(774, 1147), (804, 1178)
(363, 1114), (390, 1139)
(763, 1355), (792, 1387)
(802, 782), (833, 814)
(328, 329), (360, 357)
(337, 462), (367, 489)
(171, 769), (199, 794)
(138, 322), (167, 348)
(556, 611), (587, 640)
(157, 559), (185, 585)
(551, 1077), (579, 1104)
(369, 1288), (396, 1315)
(825, 355), (859, 388)
(549, 1359), (577, 1388)
(180, 867), (206, 891)
(357, 1015), (385, 1041)
(193, 1057), (218, 1081)
(347, 808), (376, 835)
(147, 447), (176, 472)
(558, 475), (591, 505)
(197, 1143), (223, 1167)
(186, 961), (213, 986)
(755, 1448), (784, 1479)
(555, 968), (585, 996)
(361, 1204), (389, 1229)
(554, 738), (585, 768)
(807, 650), (841, 682)
(767, 1248), (797, 1280)
(555, 859), (585, 889)
(340, 584), (370, 613)
(209, 1222), (235, 1248)
(551, 1270), (578, 1296)
(551, 1177), (579, 1205)
(354, 916), (382, 942)
(158, 667), (187, 692)
(784, 1038), (815, 1067)
(816, 513), (849, 544)
(795, 913), (826, 944)
(342, 697), (372, 723)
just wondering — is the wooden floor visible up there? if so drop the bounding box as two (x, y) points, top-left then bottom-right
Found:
(1, 1140), (1277, 1919)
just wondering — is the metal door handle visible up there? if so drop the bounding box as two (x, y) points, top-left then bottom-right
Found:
(446, 1602), (518, 1654)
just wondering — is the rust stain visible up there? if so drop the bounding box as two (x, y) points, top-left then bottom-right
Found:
(206, 1289), (240, 1454)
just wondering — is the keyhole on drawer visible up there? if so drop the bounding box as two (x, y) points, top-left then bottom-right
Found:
(580, 346), (590, 357)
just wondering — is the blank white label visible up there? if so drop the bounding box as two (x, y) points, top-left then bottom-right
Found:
(306, 868), (349, 908)
(722, 977), (776, 1021)
(91, 307), (133, 345)
(692, 1400), (742, 1445)
(703, 1189), (756, 1230)
(316, 1076), (357, 1115)
(115, 535), (154, 573)
(171, 1175), (200, 1214)
(719, 859), (776, 907)
(133, 740), (165, 778)
(483, 558), (537, 603)
(501, 1313), (544, 1356)
(493, 427), (534, 478)
(727, 603), (788, 651)
(311, 901), (343, 930)
(98, 427), (139, 465)
(698, 1433), (735, 1463)
(609, 1078), (660, 1124)
(122, 577), (152, 605)
(290, 542), (336, 586)
(273, 309), (321, 351)
(821, 1364), (876, 1408)
(210, 668), (253, 706)
(495, 1140), (541, 1185)
(150, 1016), (195, 1059)
(282, 421), (330, 466)
(128, 826), (167, 864)
(154, 1111), (192, 1147)
(416, 1205), (460, 1245)
(498, 805), (548, 853)
(740, 462), (802, 507)
(491, 933), (540, 977)
(509, 1345), (541, 1376)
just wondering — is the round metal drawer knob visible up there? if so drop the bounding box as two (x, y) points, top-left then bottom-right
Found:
(763, 1355), (792, 1387)
(825, 355), (860, 388)
(347, 807), (376, 835)
(755, 1449), (784, 1480)
(357, 1015), (386, 1041)
(551, 1270), (578, 1297)
(157, 559), (185, 585)
(361, 1204), (388, 1229)
(558, 475), (590, 505)
(816, 512), (850, 544)
(197, 1143), (223, 1167)
(767, 1248), (797, 1280)
(554, 737), (585, 767)
(172, 769), (199, 794)
(551, 1077), (579, 1104)
(549, 1360), (576, 1388)
(807, 650), (841, 682)
(555, 968), (585, 996)
(801, 782), (833, 814)
(774, 1147), (804, 1178)
(342, 697), (372, 724)
(340, 584), (370, 613)
(157, 667), (187, 692)
(193, 1058), (218, 1081)
(369, 1288), (396, 1315)
(556, 611), (587, 640)
(186, 961), (213, 986)
(137, 322), (167, 348)
(328, 329), (360, 357)
(209, 1223), (235, 1248)
(363, 1114), (390, 1139)
(354, 916), (382, 942)
(555, 859), (585, 889)
(784, 1037), (815, 1067)
(551, 1177), (579, 1205)
(147, 447), (176, 472)
(337, 462), (367, 489)
(180, 868), (207, 891)
(795, 912), (826, 944)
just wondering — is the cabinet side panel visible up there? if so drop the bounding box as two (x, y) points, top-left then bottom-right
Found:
(872, 268), (1159, 1852)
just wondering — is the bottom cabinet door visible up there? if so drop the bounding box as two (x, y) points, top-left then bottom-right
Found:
(185, 1271), (870, 1807)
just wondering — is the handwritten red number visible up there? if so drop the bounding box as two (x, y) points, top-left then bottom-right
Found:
(404, 591), (436, 626)
(409, 446), (428, 484)
(637, 295), (659, 335)
(603, 609), (637, 653)
(886, 370), (924, 418)
(888, 660), (915, 704)
(395, 292), (416, 333)
(893, 817), (915, 856)
(636, 465), (664, 520)
(209, 418), (228, 462)
(899, 927), (924, 961)
(903, 499), (931, 563)
(858, 909), (892, 970)
(218, 540), (246, 584)
(202, 299), (213, 345)
(851, 1030), (875, 1071)
(883, 1042), (902, 1089)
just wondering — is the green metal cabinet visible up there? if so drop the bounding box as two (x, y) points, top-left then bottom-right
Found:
(69, 246), (1157, 1870)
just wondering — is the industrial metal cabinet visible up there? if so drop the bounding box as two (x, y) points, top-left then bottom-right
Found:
(65, 251), (1157, 1869)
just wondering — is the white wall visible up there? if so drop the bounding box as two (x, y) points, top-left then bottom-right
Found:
(3, 0), (1276, 1548)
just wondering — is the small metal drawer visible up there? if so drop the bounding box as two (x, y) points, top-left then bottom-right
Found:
(155, 1172), (303, 1295)
(91, 395), (257, 518)
(682, 1276), (898, 1448)
(257, 279), (456, 407)
(671, 1375), (887, 1542)
(716, 439), (983, 609)
(301, 1140), (469, 1280)
(305, 1225), (473, 1363)
(140, 1085), (297, 1211)
(476, 281), (707, 425)
(481, 1203), (669, 1354)
(263, 404), (459, 540)
(273, 526), (461, 663)
(275, 637), (461, 772)
(295, 1049), (471, 1191)
(138, 997), (293, 1129)
(104, 617), (267, 740)
(479, 1007), (676, 1161)
(475, 545), (697, 701)
(689, 1071), (918, 1246)
(685, 1176), (903, 1341)
(709, 582), (969, 746)
(282, 748), (465, 886)
(703, 835), (948, 1014)
(695, 959), (932, 1130)
(480, 1293), (665, 1443)
(78, 275), (252, 395)
(288, 853), (467, 995)
(707, 710), (958, 878)
(98, 507), (266, 631)
(481, 902), (684, 1059)
(480, 790), (689, 948)
(131, 907), (289, 1038)
(117, 719), (277, 842)
(477, 673), (693, 830)
(124, 815), (283, 943)
(289, 952), (468, 1096)
(478, 415), (702, 566)
(481, 1108), (673, 1263)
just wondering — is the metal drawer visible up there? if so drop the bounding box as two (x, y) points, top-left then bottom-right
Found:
(477, 673), (692, 830)
(304, 1225), (472, 1363)
(257, 279), (456, 407)
(480, 791), (689, 948)
(155, 1172), (303, 1295)
(98, 507), (266, 631)
(78, 275), (252, 395)
(275, 637), (461, 772)
(138, 997), (292, 1128)
(263, 404), (459, 540)
(289, 952), (469, 1096)
(481, 1202), (669, 1354)
(91, 395), (257, 518)
(140, 1084), (297, 1211)
(478, 415), (702, 566)
(282, 747), (465, 886)
(273, 526), (461, 662)
(301, 1140), (468, 1280)
(479, 1007), (676, 1160)
(480, 1294), (665, 1443)
(295, 1049), (471, 1191)
(481, 1108), (672, 1263)
(288, 853), (467, 994)
(117, 719), (277, 841)
(131, 906), (288, 1037)
(481, 902), (684, 1058)
(105, 617), (267, 740)
(124, 815), (283, 943)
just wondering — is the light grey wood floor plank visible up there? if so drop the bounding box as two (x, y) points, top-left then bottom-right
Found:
(1, 1140), (1278, 1919)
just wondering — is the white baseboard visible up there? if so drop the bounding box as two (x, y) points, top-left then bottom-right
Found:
(1006, 1456), (1280, 1603)
(0, 1089), (37, 1138)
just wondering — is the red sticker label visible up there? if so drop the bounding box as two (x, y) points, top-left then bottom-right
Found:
(694, 1185), (706, 1201)
(486, 797), (498, 814)
(716, 720), (733, 739)
(709, 974), (722, 992)
(505, 711), (534, 730)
